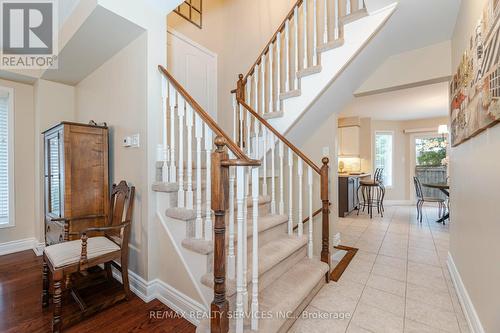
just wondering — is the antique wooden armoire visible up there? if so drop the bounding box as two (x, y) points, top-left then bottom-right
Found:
(43, 122), (109, 245)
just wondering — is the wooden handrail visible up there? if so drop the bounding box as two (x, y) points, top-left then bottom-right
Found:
(243, 0), (305, 81)
(236, 97), (321, 174)
(158, 65), (260, 167)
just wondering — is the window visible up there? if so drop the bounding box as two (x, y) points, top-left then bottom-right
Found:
(374, 132), (393, 187)
(174, 0), (203, 29)
(0, 88), (14, 227)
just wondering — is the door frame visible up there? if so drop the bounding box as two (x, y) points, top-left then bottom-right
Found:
(166, 27), (218, 119)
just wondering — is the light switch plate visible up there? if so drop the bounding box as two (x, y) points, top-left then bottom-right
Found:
(131, 134), (140, 148)
(322, 146), (330, 157)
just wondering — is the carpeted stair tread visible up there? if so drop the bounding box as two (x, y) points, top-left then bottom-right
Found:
(196, 257), (329, 333)
(181, 214), (289, 255)
(200, 234), (308, 296)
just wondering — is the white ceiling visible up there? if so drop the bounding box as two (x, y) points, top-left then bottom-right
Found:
(373, 0), (460, 55)
(340, 82), (449, 121)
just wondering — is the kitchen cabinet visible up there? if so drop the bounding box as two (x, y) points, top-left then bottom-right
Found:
(338, 126), (360, 157)
(338, 174), (371, 217)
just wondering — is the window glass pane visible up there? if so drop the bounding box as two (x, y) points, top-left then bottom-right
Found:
(48, 136), (61, 217)
(374, 133), (393, 187)
(0, 94), (9, 224)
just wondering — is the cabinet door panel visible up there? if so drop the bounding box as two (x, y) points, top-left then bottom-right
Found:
(45, 131), (63, 218)
(340, 127), (360, 156)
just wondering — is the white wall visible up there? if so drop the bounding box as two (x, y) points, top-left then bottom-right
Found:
(357, 41), (452, 95)
(75, 33), (150, 278)
(34, 80), (76, 245)
(0, 80), (35, 245)
(449, 1), (500, 332)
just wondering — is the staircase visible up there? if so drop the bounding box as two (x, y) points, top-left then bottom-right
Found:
(154, 0), (398, 332)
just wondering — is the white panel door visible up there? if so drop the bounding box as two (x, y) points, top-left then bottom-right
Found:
(167, 29), (218, 120)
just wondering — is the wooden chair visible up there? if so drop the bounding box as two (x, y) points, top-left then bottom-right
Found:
(413, 177), (445, 223)
(42, 181), (135, 333)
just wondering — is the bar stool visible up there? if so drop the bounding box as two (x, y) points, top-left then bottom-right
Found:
(357, 168), (385, 218)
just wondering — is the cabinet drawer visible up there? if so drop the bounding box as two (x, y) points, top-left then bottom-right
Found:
(45, 220), (64, 245)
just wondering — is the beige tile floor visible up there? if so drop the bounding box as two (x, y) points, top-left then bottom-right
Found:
(289, 205), (469, 333)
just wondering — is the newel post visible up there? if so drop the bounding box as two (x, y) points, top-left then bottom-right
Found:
(211, 136), (230, 333)
(320, 157), (330, 282)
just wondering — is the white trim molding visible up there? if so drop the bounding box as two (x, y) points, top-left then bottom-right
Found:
(0, 237), (41, 256)
(447, 252), (485, 333)
(112, 266), (207, 327)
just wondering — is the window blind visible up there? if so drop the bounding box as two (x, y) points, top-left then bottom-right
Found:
(0, 96), (9, 224)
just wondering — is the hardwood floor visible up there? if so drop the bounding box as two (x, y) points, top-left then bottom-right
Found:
(0, 250), (196, 333)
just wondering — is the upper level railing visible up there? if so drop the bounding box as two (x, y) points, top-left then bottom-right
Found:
(239, 0), (366, 119)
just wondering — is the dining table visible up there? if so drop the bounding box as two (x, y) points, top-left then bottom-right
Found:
(422, 183), (450, 224)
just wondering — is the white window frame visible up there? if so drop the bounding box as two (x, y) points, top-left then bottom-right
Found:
(373, 130), (394, 188)
(0, 86), (15, 228)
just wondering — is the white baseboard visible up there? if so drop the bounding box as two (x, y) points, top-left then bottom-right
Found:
(112, 266), (206, 326)
(447, 252), (485, 333)
(0, 237), (43, 256)
(33, 242), (45, 256)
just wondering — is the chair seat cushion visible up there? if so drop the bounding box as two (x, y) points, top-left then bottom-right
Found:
(360, 179), (380, 186)
(45, 236), (120, 268)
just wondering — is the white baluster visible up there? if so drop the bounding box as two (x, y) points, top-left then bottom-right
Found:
(298, 159), (303, 237)
(178, 98), (185, 208)
(195, 114), (203, 239)
(169, 85), (177, 182)
(359, 0), (364, 9)
(288, 148), (294, 235)
(271, 134), (276, 214)
(254, 65), (259, 113)
(334, 0), (340, 39)
(228, 151), (236, 279)
(239, 102), (244, 148)
(269, 42), (274, 113)
(247, 74), (252, 105)
(279, 141), (285, 215)
(308, 166), (314, 258)
(235, 166), (245, 333)
(285, 20), (290, 92)
(324, 0), (329, 44)
(262, 127), (268, 196)
(294, 6), (299, 88)
(313, 0), (318, 66)
(303, 0), (309, 69)
(261, 55), (266, 115)
(251, 124), (260, 331)
(204, 125), (213, 241)
(232, 93), (237, 142)
(347, 0), (352, 15)
(162, 78), (169, 182)
(243, 160), (249, 313)
(186, 104), (194, 209)
(276, 31), (282, 112)
(246, 109), (251, 156)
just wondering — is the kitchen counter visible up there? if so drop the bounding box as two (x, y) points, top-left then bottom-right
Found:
(338, 173), (371, 178)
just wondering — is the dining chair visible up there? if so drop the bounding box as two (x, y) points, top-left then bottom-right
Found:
(413, 177), (445, 223)
(42, 181), (135, 333)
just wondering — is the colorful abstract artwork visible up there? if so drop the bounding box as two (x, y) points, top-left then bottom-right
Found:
(450, 0), (500, 147)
